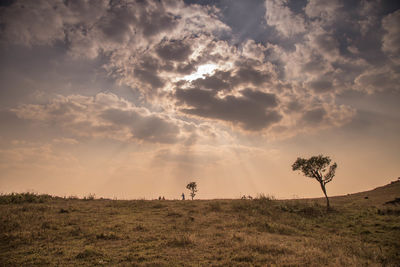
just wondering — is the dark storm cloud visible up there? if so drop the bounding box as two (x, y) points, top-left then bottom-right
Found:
(175, 88), (281, 131)
(133, 55), (165, 89)
(233, 62), (271, 86)
(240, 88), (278, 106)
(192, 70), (231, 91)
(190, 63), (271, 93)
(133, 69), (164, 89)
(156, 39), (192, 62)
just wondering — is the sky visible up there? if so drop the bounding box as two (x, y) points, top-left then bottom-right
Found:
(0, 0), (399, 199)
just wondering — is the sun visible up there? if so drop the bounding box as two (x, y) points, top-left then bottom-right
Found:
(183, 64), (217, 81)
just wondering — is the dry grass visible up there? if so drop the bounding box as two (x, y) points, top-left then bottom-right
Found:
(0, 181), (399, 266)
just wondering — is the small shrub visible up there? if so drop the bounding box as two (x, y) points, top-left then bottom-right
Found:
(134, 224), (147, 232)
(59, 208), (69, 213)
(256, 193), (275, 201)
(83, 193), (95, 201)
(0, 192), (53, 204)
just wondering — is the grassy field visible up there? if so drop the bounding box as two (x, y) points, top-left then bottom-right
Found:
(1, 181), (399, 266)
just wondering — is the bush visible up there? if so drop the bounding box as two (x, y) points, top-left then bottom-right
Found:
(83, 193), (95, 201)
(255, 193), (275, 201)
(0, 192), (54, 204)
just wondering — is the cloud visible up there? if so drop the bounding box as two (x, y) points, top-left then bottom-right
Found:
(382, 10), (400, 64)
(307, 79), (333, 93)
(354, 67), (400, 93)
(304, 0), (342, 23)
(100, 108), (180, 144)
(302, 107), (326, 125)
(262, 0), (400, 96)
(0, 0), (66, 46)
(133, 68), (165, 90)
(271, 99), (355, 139)
(0, 0), (229, 56)
(233, 61), (272, 86)
(175, 87), (281, 131)
(191, 70), (231, 91)
(0, 142), (77, 171)
(156, 39), (193, 62)
(12, 92), (183, 144)
(265, 0), (306, 37)
(2, 0), (394, 143)
(52, 137), (79, 145)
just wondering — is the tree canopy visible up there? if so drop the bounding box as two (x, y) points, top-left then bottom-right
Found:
(186, 182), (198, 200)
(292, 155), (337, 208)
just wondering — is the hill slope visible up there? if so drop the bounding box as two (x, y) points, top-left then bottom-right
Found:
(324, 178), (400, 207)
(0, 180), (399, 266)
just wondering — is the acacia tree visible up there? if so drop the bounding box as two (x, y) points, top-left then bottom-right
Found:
(292, 155), (337, 209)
(186, 182), (198, 200)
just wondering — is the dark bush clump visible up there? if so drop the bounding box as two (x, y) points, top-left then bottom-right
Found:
(0, 192), (54, 204)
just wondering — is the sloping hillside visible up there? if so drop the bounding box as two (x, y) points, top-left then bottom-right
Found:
(330, 178), (400, 207)
(0, 181), (399, 266)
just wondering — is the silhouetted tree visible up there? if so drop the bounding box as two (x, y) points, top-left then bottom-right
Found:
(186, 182), (198, 200)
(292, 155), (337, 209)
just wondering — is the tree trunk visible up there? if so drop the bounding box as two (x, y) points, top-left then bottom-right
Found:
(320, 183), (330, 209)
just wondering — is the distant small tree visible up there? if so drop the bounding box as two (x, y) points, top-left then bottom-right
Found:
(186, 182), (198, 200)
(292, 155), (337, 209)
